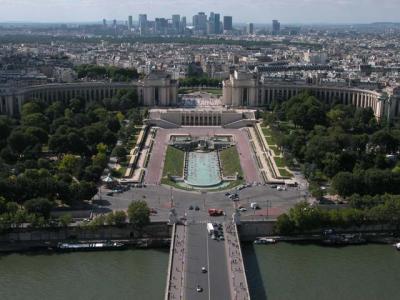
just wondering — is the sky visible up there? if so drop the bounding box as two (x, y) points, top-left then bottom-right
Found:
(0, 0), (399, 24)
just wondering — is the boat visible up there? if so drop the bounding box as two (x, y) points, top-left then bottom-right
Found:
(394, 243), (400, 250)
(254, 237), (276, 245)
(57, 241), (125, 251)
(322, 234), (366, 246)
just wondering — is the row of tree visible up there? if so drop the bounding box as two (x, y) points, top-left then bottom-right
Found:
(75, 64), (139, 81)
(276, 197), (400, 234)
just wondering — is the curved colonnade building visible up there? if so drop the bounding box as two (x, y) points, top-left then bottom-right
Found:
(1, 70), (400, 123)
(0, 73), (178, 116)
(223, 71), (400, 121)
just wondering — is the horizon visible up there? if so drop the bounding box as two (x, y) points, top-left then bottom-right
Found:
(0, 0), (399, 24)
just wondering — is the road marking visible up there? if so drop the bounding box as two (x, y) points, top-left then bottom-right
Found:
(206, 228), (211, 300)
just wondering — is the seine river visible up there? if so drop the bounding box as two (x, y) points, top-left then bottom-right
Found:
(0, 245), (399, 300)
(243, 243), (400, 300)
(0, 249), (169, 300)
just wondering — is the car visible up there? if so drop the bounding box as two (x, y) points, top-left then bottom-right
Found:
(189, 205), (194, 210)
(201, 267), (207, 273)
(250, 202), (260, 210)
(269, 184), (277, 189)
(106, 192), (114, 196)
(196, 285), (203, 293)
(150, 208), (158, 215)
(208, 208), (224, 216)
(239, 207), (247, 212)
(225, 192), (230, 196)
(195, 206), (200, 211)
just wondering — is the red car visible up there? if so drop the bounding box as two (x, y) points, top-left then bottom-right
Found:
(208, 209), (224, 216)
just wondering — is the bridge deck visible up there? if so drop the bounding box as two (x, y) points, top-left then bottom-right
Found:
(165, 223), (250, 300)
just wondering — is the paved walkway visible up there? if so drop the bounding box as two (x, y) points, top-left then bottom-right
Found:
(145, 127), (261, 185)
(166, 225), (186, 300)
(224, 223), (251, 300)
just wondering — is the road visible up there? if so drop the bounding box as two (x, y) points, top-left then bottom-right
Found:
(94, 184), (302, 223)
(183, 224), (231, 300)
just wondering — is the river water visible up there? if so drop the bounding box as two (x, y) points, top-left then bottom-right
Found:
(243, 243), (400, 300)
(0, 245), (399, 300)
(0, 249), (169, 300)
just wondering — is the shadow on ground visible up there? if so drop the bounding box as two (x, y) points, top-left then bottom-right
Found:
(242, 243), (268, 300)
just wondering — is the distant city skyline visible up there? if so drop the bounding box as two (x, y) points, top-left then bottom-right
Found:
(0, 0), (399, 24)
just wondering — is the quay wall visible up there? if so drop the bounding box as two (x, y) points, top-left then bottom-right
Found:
(0, 222), (171, 243)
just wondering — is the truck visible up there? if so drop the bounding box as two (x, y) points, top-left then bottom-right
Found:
(207, 223), (215, 235)
(208, 208), (224, 216)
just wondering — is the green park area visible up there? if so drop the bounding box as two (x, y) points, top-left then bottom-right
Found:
(219, 147), (243, 177)
(162, 146), (185, 178)
(261, 126), (292, 178)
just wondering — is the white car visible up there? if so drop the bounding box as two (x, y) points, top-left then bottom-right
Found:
(239, 207), (247, 212)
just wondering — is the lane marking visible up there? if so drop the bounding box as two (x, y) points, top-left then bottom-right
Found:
(206, 226), (211, 300)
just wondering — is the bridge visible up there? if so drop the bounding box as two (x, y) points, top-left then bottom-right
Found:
(165, 223), (250, 300)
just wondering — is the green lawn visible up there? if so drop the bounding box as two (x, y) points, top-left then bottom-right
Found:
(162, 146), (185, 177)
(278, 168), (292, 178)
(269, 145), (282, 156)
(262, 128), (277, 145)
(219, 147), (243, 177)
(262, 127), (272, 136)
(274, 157), (287, 168)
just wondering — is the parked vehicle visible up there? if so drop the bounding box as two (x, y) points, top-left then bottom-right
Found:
(250, 202), (260, 210)
(208, 208), (224, 216)
(207, 223), (215, 235)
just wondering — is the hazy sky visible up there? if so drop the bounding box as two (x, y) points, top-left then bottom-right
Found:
(0, 0), (399, 24)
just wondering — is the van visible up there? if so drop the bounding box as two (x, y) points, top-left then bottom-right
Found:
(250, 202), (260, 210)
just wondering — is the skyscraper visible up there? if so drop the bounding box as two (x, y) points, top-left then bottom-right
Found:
(247, 23), (254, 35)
(207, 12), (220, 34)
(180, 17), (187, 34)
(128, 16), (133, 30)
(102, 19), (107, 27)
(172, 14), (180, 33)
(139, 14), (147, 35)
(214, 13), (220, 34)
(193, 12), (207, 33)
(223, 16), (233, 31)
(272, 20), (281, 35)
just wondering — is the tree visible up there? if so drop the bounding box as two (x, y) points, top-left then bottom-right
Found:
(59, 213), (73, 227)
(112, 146), (127, 161)
(0, 116), (12, 141)
(114, 210), (127, 226)
(24, 198), (53, 219)
(331, 172), (357, 197)
(127, 200), (150, 228)
(58, 154), (81, 175)
(106, 211), (127, 227)
(21, 113), (49, 132)
(7, 130), (39, 154)
(275, 213), (295, 234)
(21, 102), (42, 116)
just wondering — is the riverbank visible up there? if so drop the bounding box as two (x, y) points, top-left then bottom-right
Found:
(0, 220), (399, 253)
